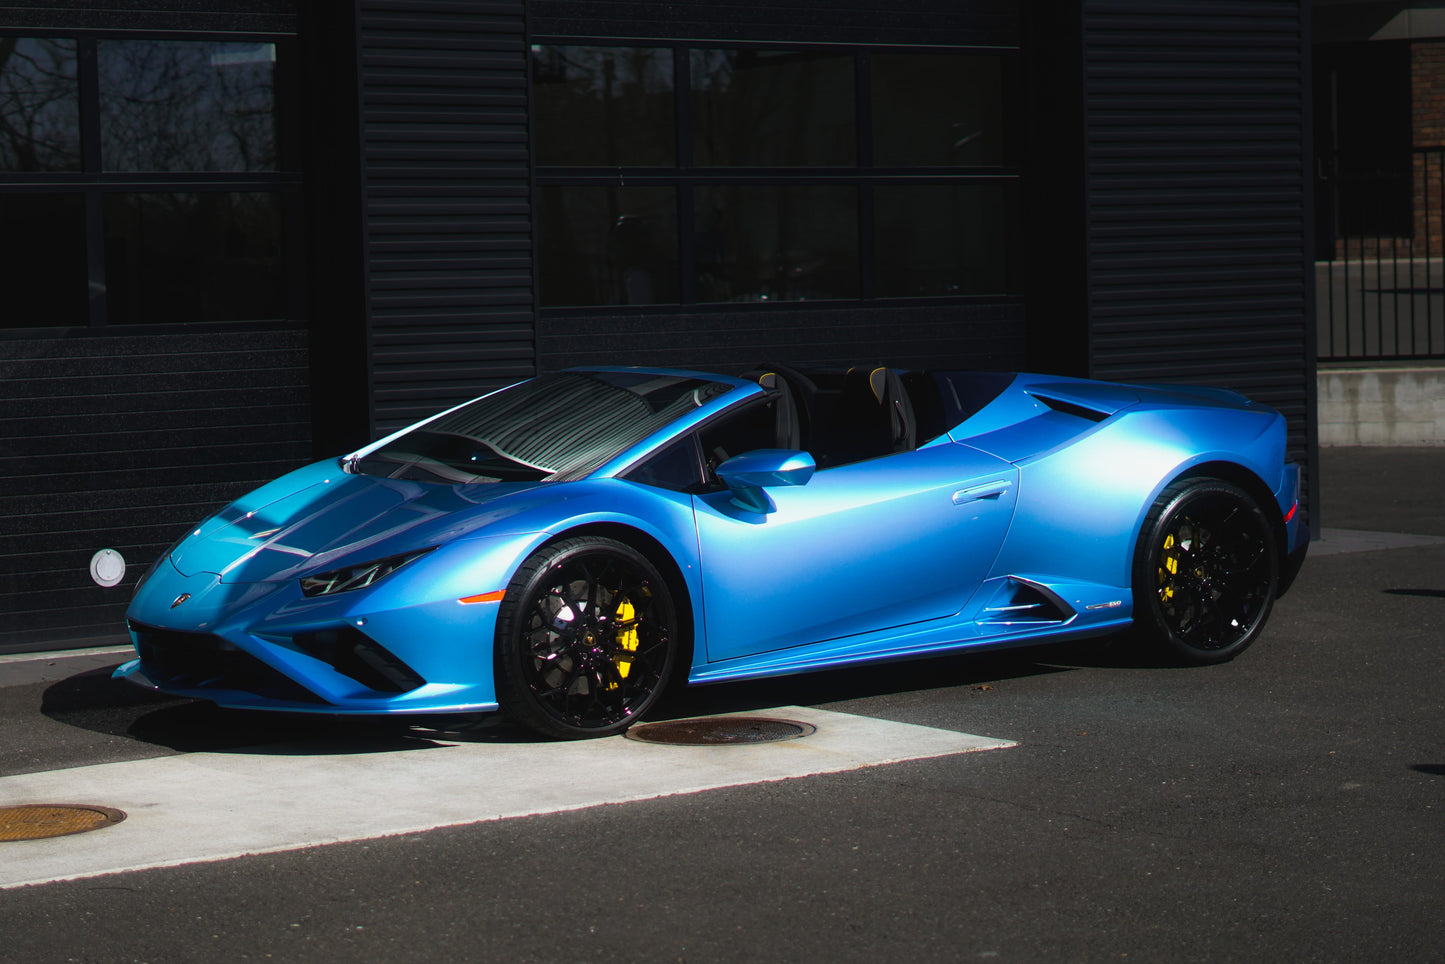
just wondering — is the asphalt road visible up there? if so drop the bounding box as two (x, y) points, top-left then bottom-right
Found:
(1, 447), (1441, 963)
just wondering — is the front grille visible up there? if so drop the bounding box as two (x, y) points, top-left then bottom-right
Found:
(128, 621), (325, 704)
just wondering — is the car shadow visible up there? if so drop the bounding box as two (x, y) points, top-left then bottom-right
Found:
(1025, 633), (1193, 670)
(652, 643), (1080, 721)
(39, 665), (485, 754)
(40, 640), (1116, 753)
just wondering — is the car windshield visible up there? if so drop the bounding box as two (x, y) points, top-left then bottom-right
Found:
(352, 371), (733, 484)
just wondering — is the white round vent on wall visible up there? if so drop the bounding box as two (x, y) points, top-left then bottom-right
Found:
(89, 549), (127, 588)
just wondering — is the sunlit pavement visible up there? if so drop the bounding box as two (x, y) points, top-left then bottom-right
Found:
(0, 704), (1011, 890)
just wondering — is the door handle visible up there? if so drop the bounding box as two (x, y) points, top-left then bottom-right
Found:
(952, 480), (1013, 505)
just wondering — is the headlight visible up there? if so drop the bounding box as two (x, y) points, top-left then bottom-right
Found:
(299, 547), (437, 598)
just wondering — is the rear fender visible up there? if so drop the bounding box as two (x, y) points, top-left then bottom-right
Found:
(987, 407), (1283, 593)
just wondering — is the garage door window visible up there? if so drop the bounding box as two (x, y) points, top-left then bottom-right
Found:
(532, 42), (1019, 310)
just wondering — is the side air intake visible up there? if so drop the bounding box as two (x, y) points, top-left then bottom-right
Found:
(979, 578), (1077, 625)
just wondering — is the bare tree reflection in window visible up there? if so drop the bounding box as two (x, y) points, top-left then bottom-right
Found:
(98, 41), (277, 172)
(531, 45), (674, 167)
(0, 37), (80, 172)
(691, 50), (854, 168)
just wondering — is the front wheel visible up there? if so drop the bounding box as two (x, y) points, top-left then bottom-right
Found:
(494, 536), (679, 739)
(1132, 479), (1279, 664)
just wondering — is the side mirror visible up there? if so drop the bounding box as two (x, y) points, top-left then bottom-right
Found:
(715, 449), (815, 513)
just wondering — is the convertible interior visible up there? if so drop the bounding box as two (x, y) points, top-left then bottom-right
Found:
(717, 364), (1014, 471)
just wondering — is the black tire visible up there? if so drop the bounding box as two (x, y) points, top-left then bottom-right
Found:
(494, 536), (679, 739)
(1132, 479), (1279, 665)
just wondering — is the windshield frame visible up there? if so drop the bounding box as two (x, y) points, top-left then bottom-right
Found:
(344, 368), (754, 486)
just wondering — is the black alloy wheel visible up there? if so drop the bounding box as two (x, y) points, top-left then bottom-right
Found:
(494, 536), (679, 739)
(1133, 479), (1279, 664)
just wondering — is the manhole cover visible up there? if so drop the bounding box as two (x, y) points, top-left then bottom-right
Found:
(0, 805), (127, 842)
(626, 716), (817, 746)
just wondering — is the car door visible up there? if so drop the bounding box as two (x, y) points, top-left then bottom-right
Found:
(692, 441), (1018, 663)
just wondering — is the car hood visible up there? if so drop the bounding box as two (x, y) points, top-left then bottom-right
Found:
(170, 464), (548, 584)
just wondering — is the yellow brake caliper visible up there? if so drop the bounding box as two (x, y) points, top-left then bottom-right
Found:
(608, 598), (640, 688)
(1158, 533), (1178, 603)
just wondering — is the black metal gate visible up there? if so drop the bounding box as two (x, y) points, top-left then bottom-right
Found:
(1317, 146), (1445, 361)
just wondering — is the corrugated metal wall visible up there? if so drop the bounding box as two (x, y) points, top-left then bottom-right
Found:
(356, 0), (535, 433)
(0, 327), (311, 654)
(1081, 1), (1316, 500)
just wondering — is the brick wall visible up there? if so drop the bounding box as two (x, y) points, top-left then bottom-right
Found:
(1411, 42), (1445, 257)
(1413, 42), (1445, 146)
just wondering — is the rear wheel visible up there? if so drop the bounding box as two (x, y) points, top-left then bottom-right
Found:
(1133, 479), (1278, 664)
(494, 536), (678, 739)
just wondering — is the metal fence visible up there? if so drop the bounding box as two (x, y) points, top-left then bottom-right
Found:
(1317, 146), (1445, 361)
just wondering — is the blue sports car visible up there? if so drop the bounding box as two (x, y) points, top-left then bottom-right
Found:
(117, 365), (1309, 738)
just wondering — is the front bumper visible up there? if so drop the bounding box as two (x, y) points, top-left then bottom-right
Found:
(114, 552), (509, 715)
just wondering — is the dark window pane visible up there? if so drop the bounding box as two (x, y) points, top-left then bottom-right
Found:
(0, 37), (80, 172)
(0, 193), (86, 327)
(98, 41), (279, 172)
(694, 186), (857, 302)
(875, 184), (1009, 297)
(532, 46), (674, 167)
(537, 186), (677, 307)
(104, 192), (287, 324)
(872, 54), (1007, 167)
(692, 50), (854, 167)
